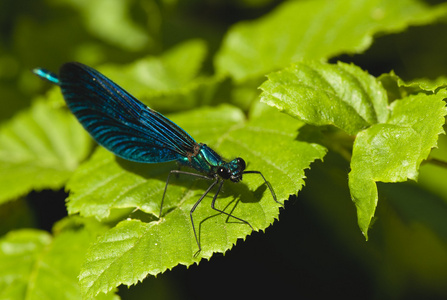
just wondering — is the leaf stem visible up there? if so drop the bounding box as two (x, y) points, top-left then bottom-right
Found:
(426, 157), (447, 168)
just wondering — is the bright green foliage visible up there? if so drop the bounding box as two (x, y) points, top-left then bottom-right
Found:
(0, 99), (92, 204)
(379, 71), (447, 99)
(260, 61), (388, 135)
(0, 217), (115, 300)
(260, 60), (447, 238)
(66, 105), (248, 219)
(216, 0), (446, 81)
(350, 91), (447, 237)
(98, 40), (219, 112)
(102, 40), (208, 91)
(2, 0), (447, 298)
(60, 0), (153, 51)
(69, 105), (326, 297)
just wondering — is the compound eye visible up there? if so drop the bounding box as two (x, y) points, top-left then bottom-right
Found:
(218, 167), (231, 179)
(236, 157), (246, 170)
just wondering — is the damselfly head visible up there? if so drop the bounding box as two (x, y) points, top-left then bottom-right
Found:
(217, 157), (246, 182)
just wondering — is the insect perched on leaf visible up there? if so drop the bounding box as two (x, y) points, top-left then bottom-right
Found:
(33, 62), (280, 255)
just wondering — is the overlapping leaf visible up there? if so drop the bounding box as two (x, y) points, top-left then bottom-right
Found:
(379, 71), (447, 100)
(349, 91), (447, 237)
(260, 60), (447, 238)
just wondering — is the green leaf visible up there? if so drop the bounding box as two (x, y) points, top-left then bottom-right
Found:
(61, 0), (152, 51)
(66, 105), (247, 219)
(0, 230), (52, 300)
(0, 218), (116, 300)
(71, 104), (326, 297)
(261, 60), (447, 239)
(260, 61), (388, 135)
(0, 99), (92, 204)
(215, 0), (446, 81)
(349, 90), (447, 238)
(379, 71), (447, 101)
(102, 40), (207, 92)
(98, 40), (220, 112)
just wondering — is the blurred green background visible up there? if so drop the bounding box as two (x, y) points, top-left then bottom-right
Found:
(2, 0), (447, 299)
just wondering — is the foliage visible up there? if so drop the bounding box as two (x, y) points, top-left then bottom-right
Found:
(1, 0), (447, 299)
(260, 61), (447, 238)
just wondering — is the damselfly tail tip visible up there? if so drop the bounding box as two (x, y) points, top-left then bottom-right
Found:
(32, 67), (60, 86)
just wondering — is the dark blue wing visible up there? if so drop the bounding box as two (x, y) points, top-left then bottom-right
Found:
(58, 62), (197, 163)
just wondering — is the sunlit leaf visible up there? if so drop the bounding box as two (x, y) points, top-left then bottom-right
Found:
(61, 0), (152, 51)
(349, 90), (447, 237)
(0, 217), (116, 300)
(98, 40), (220, 112)
(0, 98), (91, 204)
(260, 61), (388, 135)
(216, 0), (446, 81)
(70, 105), (326, 297)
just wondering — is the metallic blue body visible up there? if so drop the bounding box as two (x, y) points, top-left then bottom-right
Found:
(33, 62), (244, 181)
(33, 62), (279, 254)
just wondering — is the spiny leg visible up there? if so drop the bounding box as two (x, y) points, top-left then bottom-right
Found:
(160, 169), (213, 218)
(243, 170), (283, 206)
(210, 180), (254, 230)
(190, 179), (219, 256)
